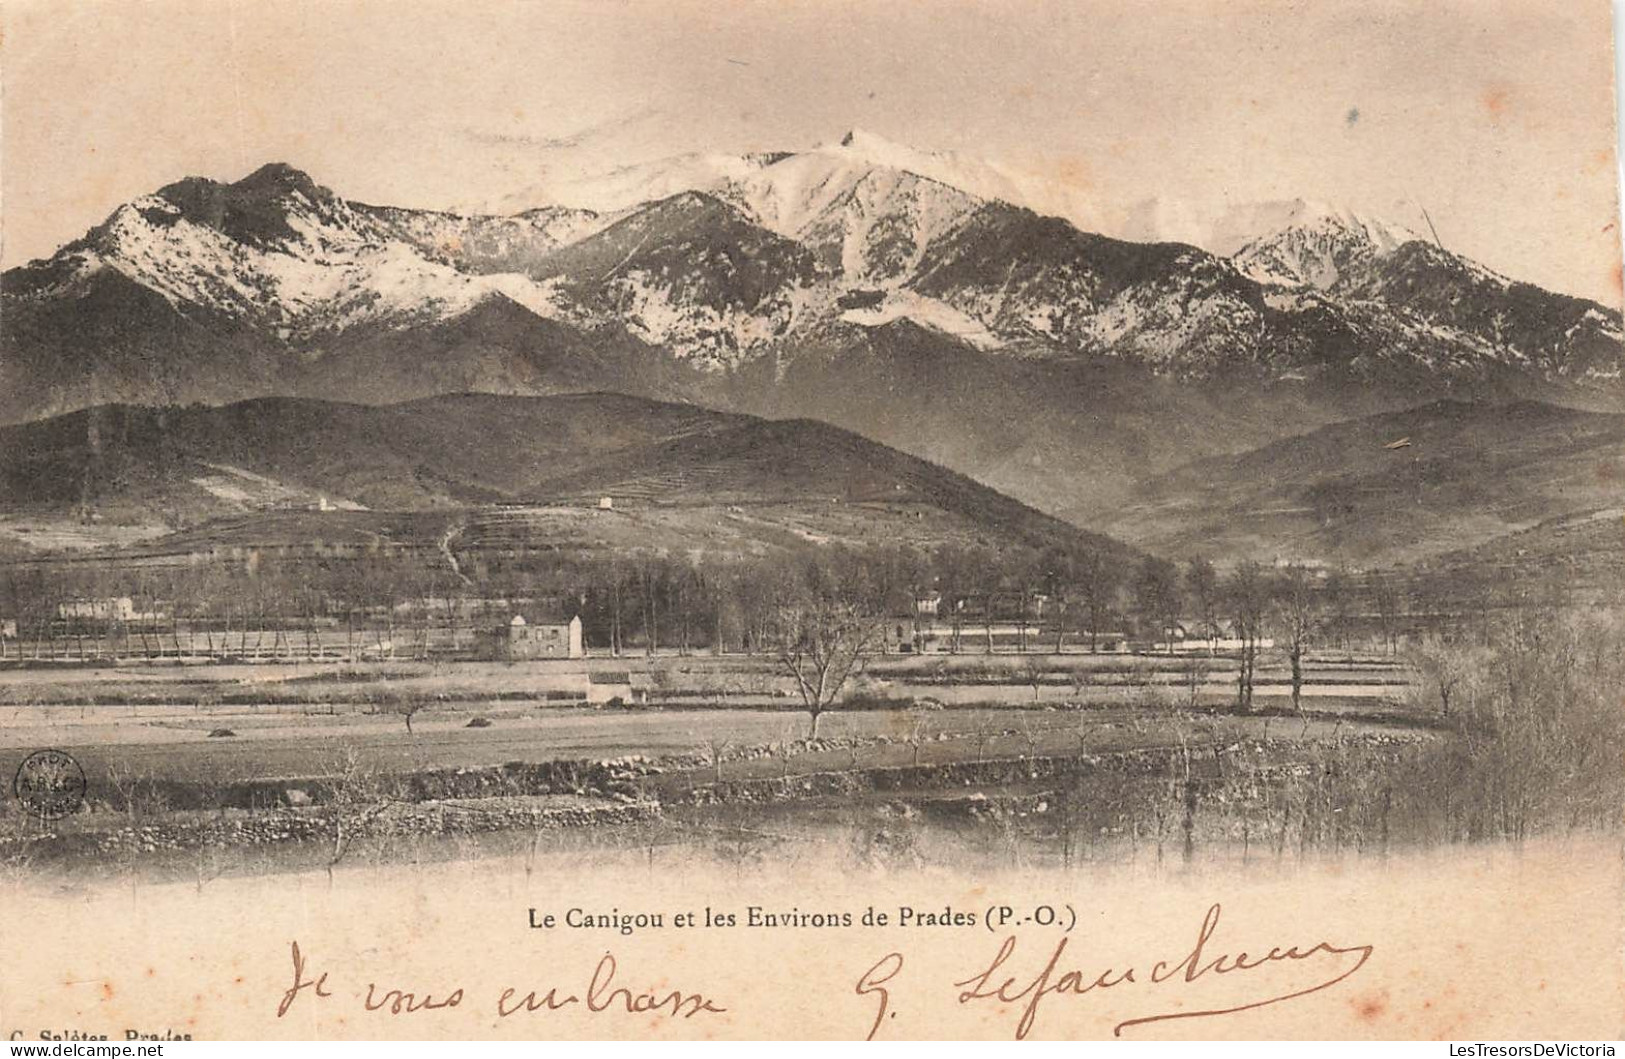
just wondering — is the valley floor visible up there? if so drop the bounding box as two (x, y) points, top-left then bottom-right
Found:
(0, 649), (1464, 881)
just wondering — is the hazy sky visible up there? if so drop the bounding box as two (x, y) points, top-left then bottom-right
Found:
(3, 0), (1620, 302)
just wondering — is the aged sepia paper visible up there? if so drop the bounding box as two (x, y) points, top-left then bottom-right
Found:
(0, 0), (1622, 1041)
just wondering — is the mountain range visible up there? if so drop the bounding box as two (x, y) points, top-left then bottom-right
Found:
(3, 131), (1622, 569)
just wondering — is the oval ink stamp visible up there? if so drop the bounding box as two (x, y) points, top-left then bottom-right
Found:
(14, 749), (87, 820)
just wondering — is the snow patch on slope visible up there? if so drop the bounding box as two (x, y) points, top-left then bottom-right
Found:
(595, 270), (825, 368)
(90, 194), (571, 338)
(839, 289), (1004, 350)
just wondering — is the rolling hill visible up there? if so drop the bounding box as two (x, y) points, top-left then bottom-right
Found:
(0, 392), (1135, 565)
(1401, 506), (1625, 612)
(1102, 399), (1625, 565)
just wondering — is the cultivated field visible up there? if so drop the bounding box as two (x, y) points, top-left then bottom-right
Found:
(0, 650), (1418, 787)
(8, 631), (1606, 884)
(0, 648), (1433, 855)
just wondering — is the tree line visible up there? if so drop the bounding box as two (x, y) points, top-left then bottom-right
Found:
(1, 544), (1415, 662)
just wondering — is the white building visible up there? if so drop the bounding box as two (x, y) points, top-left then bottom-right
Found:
(57, 597), (138, 622)
(498, 613), (584, 659)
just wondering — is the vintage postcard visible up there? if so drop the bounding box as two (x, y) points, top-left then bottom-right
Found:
(0, 0), (1621, 1042)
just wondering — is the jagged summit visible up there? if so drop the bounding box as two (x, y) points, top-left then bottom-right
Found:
(155, 161), (328, 208)
(836, 127), (898, 152)
(1261, 199), (1421, 251)
(2, 135), (1621, 430)
(3, 139), (1622, 557)
(1234, 199), (1424, 289)
(232, 161), (324, 197)
(1120, 196), (1421, 259)
(144, 161), (346, 252)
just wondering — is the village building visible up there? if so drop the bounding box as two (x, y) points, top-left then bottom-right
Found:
(883, 618), (1127, 654)
(494, 613), (583, 660)
(586, 670), (647, 706)
(1160, 621), (1275, 653)
(57, 597), (141, 623)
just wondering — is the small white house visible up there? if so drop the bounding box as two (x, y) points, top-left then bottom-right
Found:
(498, 613), (584, 659)
(586, 671), (639, 706)
(597, 496), (614, 510)
(57, 597), (138, 622)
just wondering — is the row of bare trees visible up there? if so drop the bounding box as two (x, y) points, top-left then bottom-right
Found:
(1134, 557), (1328, 712)
(2, 541), (1141, 660)
(0, 536), (1507, 728)
(0, 549), (1361, 650)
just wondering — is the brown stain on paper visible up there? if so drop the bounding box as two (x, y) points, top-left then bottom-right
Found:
(1351, 990), (1389, 1021)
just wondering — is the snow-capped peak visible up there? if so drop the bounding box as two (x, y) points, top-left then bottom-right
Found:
(63, 163), (580, 340)
(711, 140), (985, 283)
(510, 153), (775, 215)
(815, 128), (1029, 208)
(1232, 199), (1423, 289)
(523, 129), (1021, 240)
(831, 127), (920, 165)
(1265, 199), (1420, 252)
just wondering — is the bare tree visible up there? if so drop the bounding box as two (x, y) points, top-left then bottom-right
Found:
(324, 747), (392, 880)
(1371, 577), (1404, 656)
(935, 546), (970, 654)
(1320, 565), (1354, 654)
(772, 740), (796, 780)
(106, 763), (168, 824)
(777, 596), (884, 738)
(1041, 546), (1076, 653)
(1021, 654), (1048, 703)
(907, 710), (931, 767)
(1272, 564), (1324, 713)
(1068, 663), (1095, 707)
(703, 737), (734, 784)
(1409, 634), (1486, 718)
(1136, 557), (1182, 654)
(396, 696), (427, 734)
(1185, 558), (1218, 651)
(1225, 560), (1268, 712)
(608, 557), (627, 657)
(1075, 550), (1121, 654)
(1181, 652), (1211, 709)
(636, 554), (665, 657)
(1018, 712), (1044, 760)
